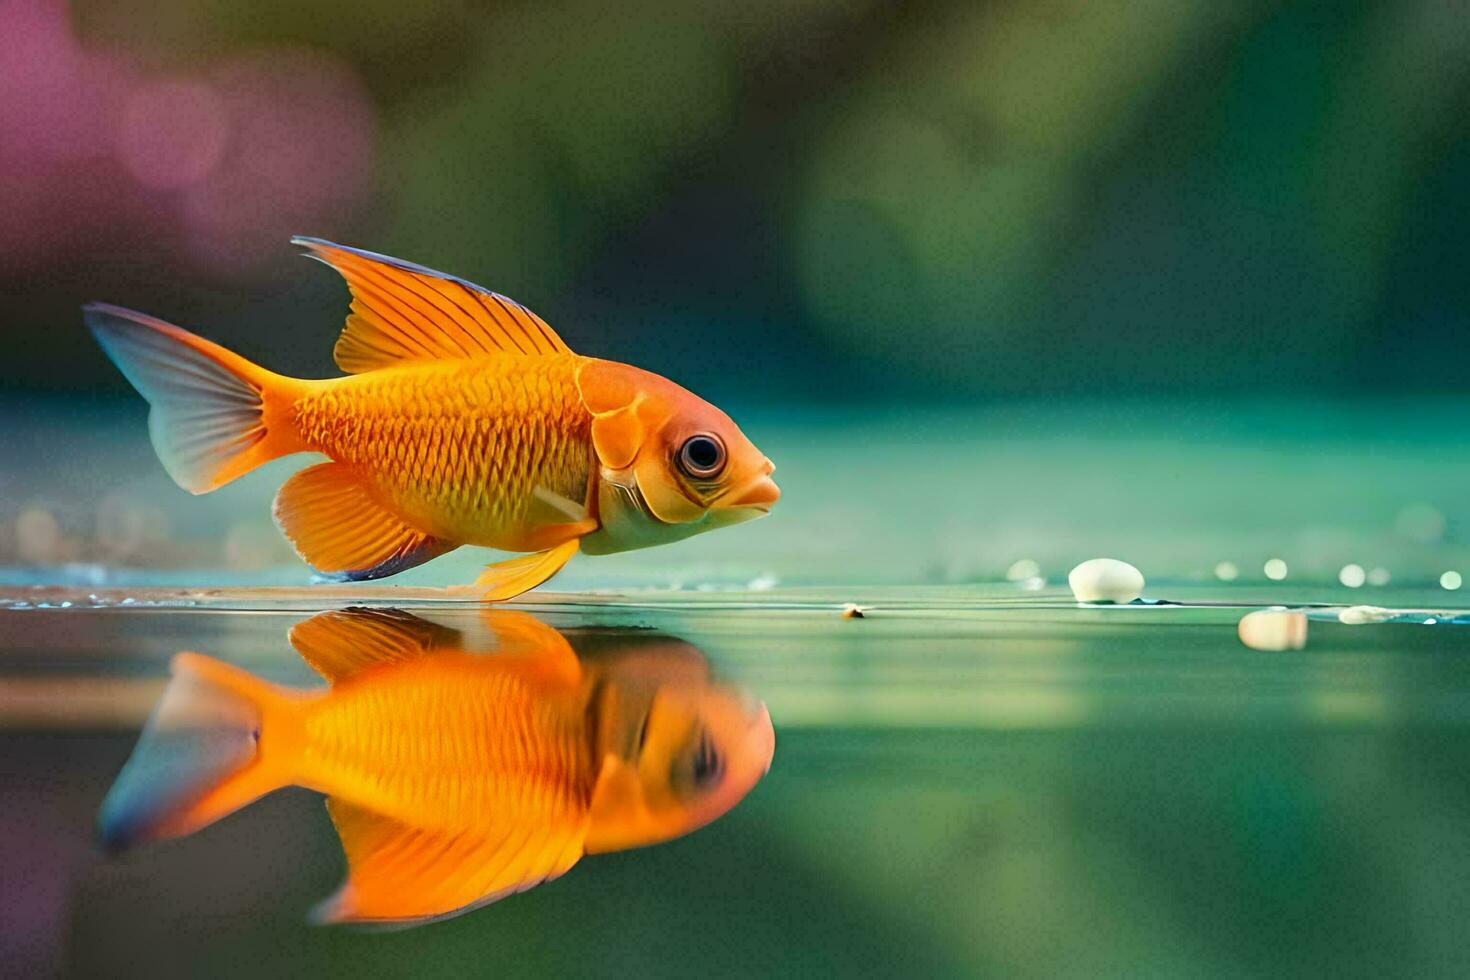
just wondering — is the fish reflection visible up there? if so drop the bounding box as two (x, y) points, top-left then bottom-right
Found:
(98, 609), (774, 926)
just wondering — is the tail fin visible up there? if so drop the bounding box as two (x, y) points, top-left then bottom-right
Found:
(97, 653), (304, 853)
(84, 303), (307, 493)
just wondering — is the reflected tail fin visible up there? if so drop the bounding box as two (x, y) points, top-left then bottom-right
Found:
(97, 653), (305, 852)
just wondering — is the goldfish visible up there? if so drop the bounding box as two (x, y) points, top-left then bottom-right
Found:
(85, 239), (779, 598)
(97, 608), (774, 925)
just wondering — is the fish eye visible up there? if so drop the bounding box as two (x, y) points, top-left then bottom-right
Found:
(677, 434), (726, 480)
(691, 729), (723, 788)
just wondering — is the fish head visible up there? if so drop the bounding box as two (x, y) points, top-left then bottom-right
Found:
(583, 677), (774, 854)
(577, 359), (778, 555)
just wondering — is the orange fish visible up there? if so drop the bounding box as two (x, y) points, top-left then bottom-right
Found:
(97, 608), (774, 925)
(85, 238), (779, 597)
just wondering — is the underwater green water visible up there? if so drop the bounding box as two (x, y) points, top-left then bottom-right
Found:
(3, 587), (1470, 978)
(7, 396), (1470, 591)
(4, 399), (1470, 975)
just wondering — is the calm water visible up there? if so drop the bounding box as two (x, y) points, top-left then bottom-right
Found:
(4, 584), (1470, 978)
(4, 398), (1470, 975)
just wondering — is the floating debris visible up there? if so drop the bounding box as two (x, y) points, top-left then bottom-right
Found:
(1068, 558), (1144, 604)
(1238, 609), (1308, 651)
(1335, 604), (1470, 625)
(840, 603), (866, 619)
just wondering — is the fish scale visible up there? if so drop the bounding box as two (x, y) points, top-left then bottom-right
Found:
(298, 662), (592, 831)
(292, 354), (594, 547)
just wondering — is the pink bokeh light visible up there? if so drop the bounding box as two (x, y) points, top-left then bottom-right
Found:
(116, 80), (229, 191)
(0, 0), (378, 277)
(0, 0), (128, 170)
(182, 47), (379, 273)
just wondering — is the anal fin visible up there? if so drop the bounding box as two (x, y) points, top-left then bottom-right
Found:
(272, 462), (455, 581)
(315, 798), (585, 925)
(474, 538), (580, 601)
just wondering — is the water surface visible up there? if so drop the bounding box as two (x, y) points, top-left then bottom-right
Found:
(4, 584), (1470, 977)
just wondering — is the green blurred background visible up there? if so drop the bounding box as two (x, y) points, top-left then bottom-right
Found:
(3, 0), (1469, 587)
(5, 0), (1469, 402)
(7, 5), (1470, 977)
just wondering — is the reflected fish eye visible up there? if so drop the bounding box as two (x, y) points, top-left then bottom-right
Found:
(692, 729), (723, 788)
(677, 434), (726, 479)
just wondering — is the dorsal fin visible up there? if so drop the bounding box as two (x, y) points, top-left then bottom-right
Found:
(288, 608), (462, 683)
(293, 236), (572, 373)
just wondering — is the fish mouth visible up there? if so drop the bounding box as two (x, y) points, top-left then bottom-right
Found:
(724, 465), (780, 512)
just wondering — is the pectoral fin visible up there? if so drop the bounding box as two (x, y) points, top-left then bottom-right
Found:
(273, 462), (456, 581)
(314, 799), (585, 926)
(288, 608), (461, 683)
(291, 607), (582, 688)
(527, 485), (593, 527)
(474, 539), (580, 601)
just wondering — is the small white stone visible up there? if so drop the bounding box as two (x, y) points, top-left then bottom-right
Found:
(1068, 558), (1145, 604)
(1006, 559), (1040, 582)
(1338, 605), (1391, 625)
(1238, 609), (1308, 651)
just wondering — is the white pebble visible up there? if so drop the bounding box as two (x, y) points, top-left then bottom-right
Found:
(1338, 605), (1391, 625)
(1238, 609), (1308, 651)
(1068, 558), (1144, 604)
(747, 572), (780, 591)
(1006, 559), (1040, 582)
